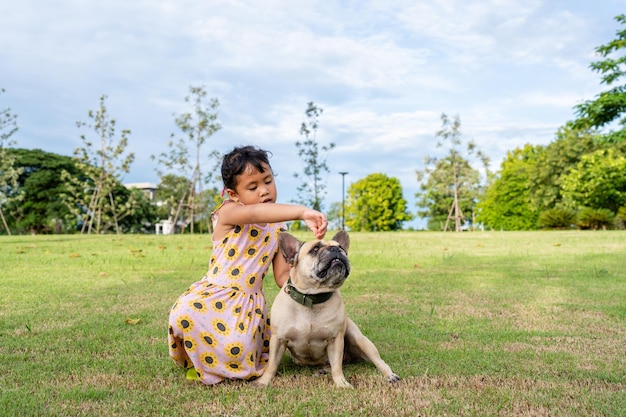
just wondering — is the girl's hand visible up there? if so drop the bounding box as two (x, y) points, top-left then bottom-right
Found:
(302, 209), (328, 240)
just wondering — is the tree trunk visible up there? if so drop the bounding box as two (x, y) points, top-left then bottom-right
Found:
(0, 208), (11, 235)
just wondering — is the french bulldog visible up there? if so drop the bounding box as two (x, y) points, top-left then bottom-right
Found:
(255, 231), (400, 388)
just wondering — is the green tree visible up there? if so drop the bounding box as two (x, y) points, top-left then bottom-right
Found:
(475, 145), (540, 230)
(345, 173), (412, 231)
(571, 14), (626, 143)
(155, 174), (192, 221)
(326, 201), (343, 231)
(5, 149), (82, 234)
(63, 95), (135, 234)
(416, 113), (489, 231)
(116, 186), (158, 234)
(477, 124), (626, 230)
(294, 101), (335, 211)
(561, 148), (626, 213)
(152, 85), (221, 234)
(417, 154), (482, 231)
(531, 125), (600, 211)
(0, 88), (23, 235)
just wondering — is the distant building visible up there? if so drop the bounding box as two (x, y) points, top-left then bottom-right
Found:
(125, 182), (175, 234)
(124, 182), (157, 200)
(155, 219), (174, 235)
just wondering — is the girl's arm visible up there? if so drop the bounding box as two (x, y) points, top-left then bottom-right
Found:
(217, 202), (327, 239)
(272, 249), (291, 288)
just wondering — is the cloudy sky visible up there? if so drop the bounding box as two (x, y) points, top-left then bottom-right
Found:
(1, 1), (623, 228)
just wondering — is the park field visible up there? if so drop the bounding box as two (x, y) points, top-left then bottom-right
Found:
(0, 231), (624, 416)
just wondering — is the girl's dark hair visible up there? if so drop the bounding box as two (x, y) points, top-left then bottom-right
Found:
(221, 146), (272, 190)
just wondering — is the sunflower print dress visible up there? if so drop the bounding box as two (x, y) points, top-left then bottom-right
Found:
(168, 203), (286, 385)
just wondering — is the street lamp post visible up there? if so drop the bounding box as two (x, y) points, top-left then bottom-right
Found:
(339, 172), (348, 230)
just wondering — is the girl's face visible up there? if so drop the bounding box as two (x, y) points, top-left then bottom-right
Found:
(227, 162), (277, 205)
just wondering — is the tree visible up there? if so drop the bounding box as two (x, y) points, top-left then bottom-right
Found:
(475, 145), (540, 230)
(325, 201), (343, 231)
(476, 124), (626, 230)
(62, 95), (135, 234)
(571, 14), (626, 143)
(155, 174), (192, 222)
(152, 85), (221, 234)
(528, 125), (599, 211)
(0, 88), (23, 235)
(116, 186), (158, 234)
(345, 173), (412, 231)
(294, 101), (335, 211)
(416, 113), (489, 231)
(5, 149), (83, 234)
(561, 148), (626, 213)
(417, 154), (482, 231)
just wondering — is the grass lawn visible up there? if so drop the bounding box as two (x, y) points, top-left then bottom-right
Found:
(0, 230), (624, 416)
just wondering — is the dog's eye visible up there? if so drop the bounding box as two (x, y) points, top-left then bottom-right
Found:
(309, 244), (321, 255)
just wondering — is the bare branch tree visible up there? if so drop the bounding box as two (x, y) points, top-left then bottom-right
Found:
(0, 88), (23, 235)
(63, 95), (135, 234)
(417, 113), (489, 232)
(294, 101), (335, 211)
(152, 86), (221, 234)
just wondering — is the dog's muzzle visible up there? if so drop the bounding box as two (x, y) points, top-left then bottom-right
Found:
(316, 246), (350, 283)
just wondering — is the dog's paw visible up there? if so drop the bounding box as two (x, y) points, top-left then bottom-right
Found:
(251, 378), (271, 388)
(387, 373), (401, 384)
(334, 377), (354, 389)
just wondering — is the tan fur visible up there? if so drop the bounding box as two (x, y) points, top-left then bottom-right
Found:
(255, 231), (400, 388)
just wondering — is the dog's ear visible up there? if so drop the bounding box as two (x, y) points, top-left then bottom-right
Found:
(331, 230), (350, 254)
(278, 232), (302, 265)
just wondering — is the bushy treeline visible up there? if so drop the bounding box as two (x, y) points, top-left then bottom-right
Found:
(0, 149), (159, 234)
(476, 126), (626, 230)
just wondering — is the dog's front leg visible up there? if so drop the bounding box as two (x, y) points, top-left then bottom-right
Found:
(254, 336), (287, 387)
(345, 319), (400, 383)
(327, 335), (353, 388)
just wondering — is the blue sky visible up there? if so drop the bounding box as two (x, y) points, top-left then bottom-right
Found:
(1, 1), (624, 229)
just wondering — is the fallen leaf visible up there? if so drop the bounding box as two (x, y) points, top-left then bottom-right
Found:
(125, 317), (142, 325)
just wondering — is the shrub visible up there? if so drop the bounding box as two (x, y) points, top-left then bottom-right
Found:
(578, 207), (615, 230)
(616, 206), (626, 230)
(538, 208), (577, 230)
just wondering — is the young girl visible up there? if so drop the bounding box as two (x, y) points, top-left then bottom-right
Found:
(168, 145), (327, 385)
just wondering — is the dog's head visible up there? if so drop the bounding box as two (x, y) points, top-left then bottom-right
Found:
(279, 231), (350, 291)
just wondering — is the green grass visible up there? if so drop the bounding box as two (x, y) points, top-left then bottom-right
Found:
(1, 231), (624, 416)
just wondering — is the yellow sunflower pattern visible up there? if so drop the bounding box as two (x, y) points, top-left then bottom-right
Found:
(244, 274), (258, 290)
(224, 245), (239, 261)
(243, 245), (258, 259)
(167, 218), (287, 385)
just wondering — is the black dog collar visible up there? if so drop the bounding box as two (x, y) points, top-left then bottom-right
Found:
(283, 278), (334, 308)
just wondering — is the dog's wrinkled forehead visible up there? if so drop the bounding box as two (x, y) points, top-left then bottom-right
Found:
(278, 231), (350, 266)
(301, 239), (340, 256)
